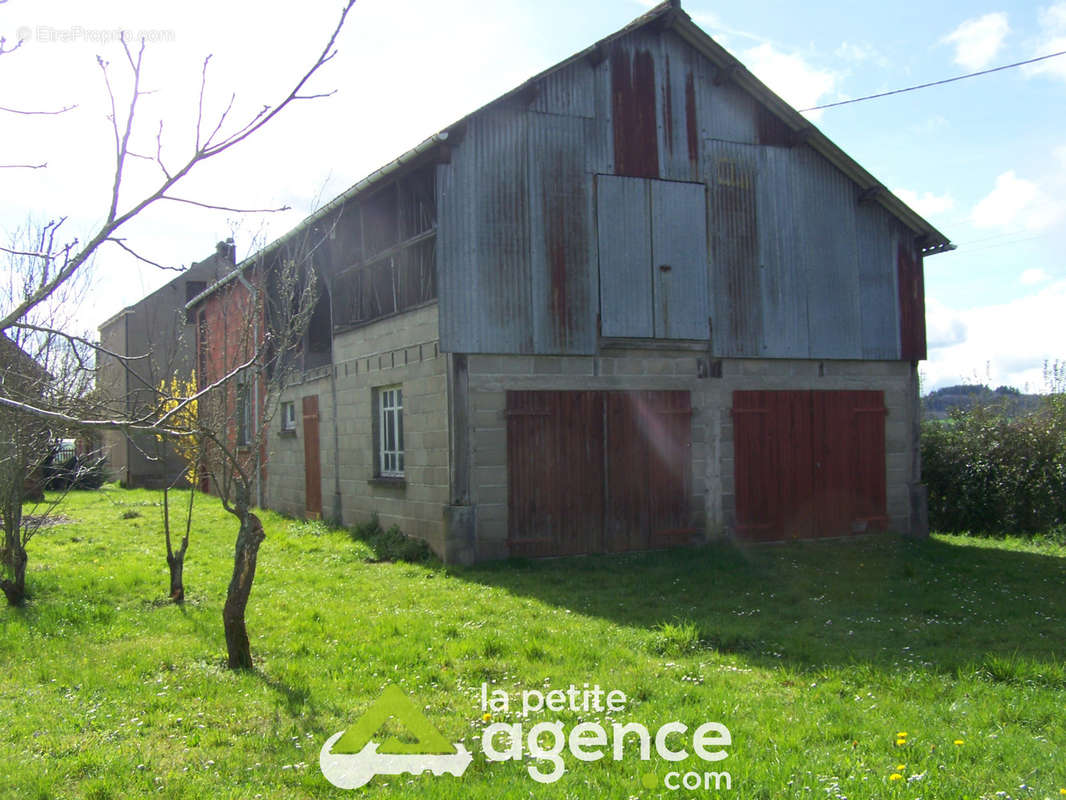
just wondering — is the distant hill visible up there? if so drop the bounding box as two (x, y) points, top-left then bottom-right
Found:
(922, 384), (1044, 420)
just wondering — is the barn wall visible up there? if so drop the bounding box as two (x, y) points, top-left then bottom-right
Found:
(460, 353), (919, 560)
(437, 25), (923, 361)
(267, 304), (451, 556)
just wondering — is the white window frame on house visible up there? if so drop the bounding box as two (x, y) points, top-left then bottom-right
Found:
(280, 401), (297, 432)
(377, 385), (404, 478)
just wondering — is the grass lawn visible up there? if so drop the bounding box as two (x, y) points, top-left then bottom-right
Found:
(2, 485), (1065, 799)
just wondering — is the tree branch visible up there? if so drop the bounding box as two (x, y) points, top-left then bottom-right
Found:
(0, 0), (356, 334)
(0, 104), (76, 115)
(160, 195), (291, 214)
(106, 238), (186, 271)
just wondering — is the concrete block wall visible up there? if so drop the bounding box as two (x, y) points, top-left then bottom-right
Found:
(266, 304), (450, 555)
(463, 351), (919, 559)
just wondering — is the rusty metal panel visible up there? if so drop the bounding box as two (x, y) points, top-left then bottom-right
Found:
(699, 62), (759, 145)
(756, 146), (809, 357)
(791, 147), (863, 359)
(897, 240), (927, 360)
(706, 140), (762, 356)
(855, 203), (901, 359)
(530, 60), (595, 119)
(302, 395), (322, 519)
(657, 32), (702, 181)
(527, 113), (599, 354)
(438, 108), (533, 353)
(610, 40), (660, 179)
(597, 175), (653, 337)
(650, 179), (709, 339)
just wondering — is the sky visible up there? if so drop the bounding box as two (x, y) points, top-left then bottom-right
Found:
(1, 0), (1063, 393)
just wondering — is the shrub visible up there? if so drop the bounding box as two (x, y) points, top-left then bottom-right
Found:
(350, 515), (434, 563)
(922, 396), (1066, 535)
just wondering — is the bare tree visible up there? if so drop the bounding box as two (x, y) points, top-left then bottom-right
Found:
(191, 250), (321, 668)
(0, 1), (355, 336)
(0, 5), (354, 654)
(1, 223), (97, 605)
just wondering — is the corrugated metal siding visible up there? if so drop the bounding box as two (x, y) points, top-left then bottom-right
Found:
(531, 60), (596, 119)
(610, 34), (660, 179)
(439, 108), (533, 353)
(597, 175), (654, 337)
(757, 146), (810, 357)
(855, 204), (901, 359)
(439, 24), (913, 360)
(792, 147), (863, 359)
(700, 72), (759, 145)
(528, 113), (600, 353)
(707, 140), (762, 355)
(650, 178), (709, 339)
(658, 32), (702, 182)
(897, 239), (927, 361)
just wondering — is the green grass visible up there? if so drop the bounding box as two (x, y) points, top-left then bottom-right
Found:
(2, 485), (1065, 799)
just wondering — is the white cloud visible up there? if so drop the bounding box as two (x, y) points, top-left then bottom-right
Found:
(925, 297), (968, 348)
(742, 43), (839, 117)
(893, 188), (956, 218)
(970, 170), (1062, 230)
(1025, 2), (1066, 81)
(942, 12), (1009, 70)
(834, 41), (890, 68)
(924, 280), (1066, 393)
(1021, 268), (1050, 285)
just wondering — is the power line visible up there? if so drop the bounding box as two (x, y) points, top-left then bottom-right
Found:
(800, 50), (1066, 112)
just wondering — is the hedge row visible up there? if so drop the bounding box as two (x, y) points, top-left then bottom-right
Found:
(921, 397), (1066, 535)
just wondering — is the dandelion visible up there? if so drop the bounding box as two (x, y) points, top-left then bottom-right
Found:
(482, 712), (492, 723)
(1058, 789), (1066, 795)
(897, 732), (908, 738)
(889, 774), (902, 782)
(954, 739), (964, 746)
(896, 764), (906, 771)
(896, 739), (906, 747)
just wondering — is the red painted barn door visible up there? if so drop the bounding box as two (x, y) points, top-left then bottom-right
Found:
(605, 391), (694, 552)
(506, 391), (604, 557)
(507, 390), (693, 556)
(302, 395), (322, 520)
(732, 391), (815, 541)
(733, 390), (886, 540)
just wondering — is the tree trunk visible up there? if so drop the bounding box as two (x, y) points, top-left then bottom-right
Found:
(222, 511), (265, 670)
(1, 544), (27, 607)
(167, 551), (185, 603)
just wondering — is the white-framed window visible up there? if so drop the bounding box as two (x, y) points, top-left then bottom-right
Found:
(377, 385), (404, 477)
(280, 401), (297, 432)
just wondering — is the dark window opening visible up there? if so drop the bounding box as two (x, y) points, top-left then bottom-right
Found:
(304, 283), (332, 371)
(330, 164), (437, 330)
(364, 182), (399, 257)
(185, 281), (207, 324)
